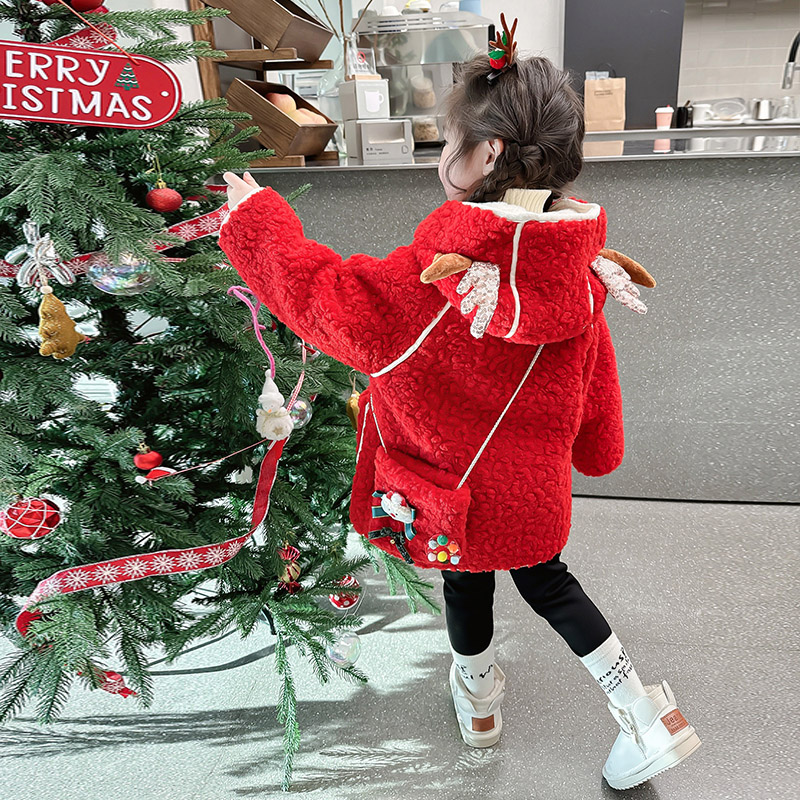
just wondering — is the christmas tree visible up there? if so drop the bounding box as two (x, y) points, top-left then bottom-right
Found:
(0, 0), (436, 790)
(114, 61), (138, 91)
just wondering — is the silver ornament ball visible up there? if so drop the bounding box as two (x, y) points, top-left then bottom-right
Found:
(288, 397), (313, 428)
(326, 632), (361, 667)
(86, 253), (156, 296)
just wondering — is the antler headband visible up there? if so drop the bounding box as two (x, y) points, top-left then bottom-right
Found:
(488, 13), (518, 84)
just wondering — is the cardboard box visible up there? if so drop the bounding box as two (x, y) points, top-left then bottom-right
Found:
(225, 80), (337, 158)
(339, 79), (390, 122)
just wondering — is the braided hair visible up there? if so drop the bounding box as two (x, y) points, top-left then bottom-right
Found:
(442, 55), (585, 203)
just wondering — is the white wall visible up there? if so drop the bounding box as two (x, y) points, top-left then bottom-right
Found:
(678, 0), (800, 105)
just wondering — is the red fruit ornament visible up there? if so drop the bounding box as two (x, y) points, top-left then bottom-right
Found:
(0, 497), (62, 540)
(134, 444), (164, 470)
(146, 181), (183, 213)
(71, 0), (105, 11)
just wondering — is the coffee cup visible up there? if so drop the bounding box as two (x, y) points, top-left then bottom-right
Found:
(692, 103), (712, 124)
(655, 106), (674, 130)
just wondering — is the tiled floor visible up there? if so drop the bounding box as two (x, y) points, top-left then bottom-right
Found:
(2, 497), (798, 800)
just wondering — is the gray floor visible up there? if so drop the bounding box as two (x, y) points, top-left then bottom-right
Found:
(2, 497), (798, 800)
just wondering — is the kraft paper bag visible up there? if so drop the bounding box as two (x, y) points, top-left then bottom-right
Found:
(583, 78), (626, 157)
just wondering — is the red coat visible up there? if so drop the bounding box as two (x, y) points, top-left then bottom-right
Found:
(219, 188), (624, 572)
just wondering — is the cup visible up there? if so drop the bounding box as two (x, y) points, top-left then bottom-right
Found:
(675, 106), (693, 128)
(775, 96), (796, 119)
(655, 105), (674, 130)
(692, 103), (712, 124)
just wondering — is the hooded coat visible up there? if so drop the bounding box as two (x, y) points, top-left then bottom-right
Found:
(219, 186), (625, 573)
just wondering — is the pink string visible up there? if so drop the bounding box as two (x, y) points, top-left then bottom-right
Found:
(227, 286), (276, 378)
(158, 437), (270, 479)
(141, 286), (312, 481)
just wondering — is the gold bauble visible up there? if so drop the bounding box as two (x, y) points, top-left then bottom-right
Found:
(346, 391), (361, 430)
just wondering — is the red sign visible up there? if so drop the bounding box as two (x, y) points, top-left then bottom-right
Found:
(0, 40), (181, 129)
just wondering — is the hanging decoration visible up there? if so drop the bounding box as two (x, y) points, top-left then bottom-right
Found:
(0, 497), (62, 540)
(133, 444), (163, 470)
(288, 397), (313, 429)
(85, 252), (156, 296)
(328, 574), (361, 610)
(255, 370), (294, 441)
(39, 285), (85, 358)
(346, 371), (360, 430)
(325, 631), (361, 667)
(7, 220), (76, 288)
(0, 199), (231, 281)
(277, 544), (302, 593)
(0, 40), (181, 129)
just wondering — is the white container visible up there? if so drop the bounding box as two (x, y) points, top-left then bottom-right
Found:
(338, 79), (390, 122)
(345, 118), (414, 164)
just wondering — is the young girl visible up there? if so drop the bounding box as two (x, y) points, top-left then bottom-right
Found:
(220, 32), (700, 791)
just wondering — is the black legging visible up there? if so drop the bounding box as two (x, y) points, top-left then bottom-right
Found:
(441, 553), (612, 659)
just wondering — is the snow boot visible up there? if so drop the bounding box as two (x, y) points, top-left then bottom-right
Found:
(603, 679), (701, 790)
(449, 660), (505, 747)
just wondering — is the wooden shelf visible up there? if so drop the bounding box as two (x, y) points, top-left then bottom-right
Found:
(213, 48), (299, 62)
(220, 53), (334, 72)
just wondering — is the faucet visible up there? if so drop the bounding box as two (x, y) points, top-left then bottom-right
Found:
(782, 31), (800, 89)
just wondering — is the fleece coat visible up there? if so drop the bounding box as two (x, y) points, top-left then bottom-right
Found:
(219, 187), (625, 572)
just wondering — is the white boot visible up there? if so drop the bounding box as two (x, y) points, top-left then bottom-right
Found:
(449, 660), (505, 747)
(603, 679), (701, 790)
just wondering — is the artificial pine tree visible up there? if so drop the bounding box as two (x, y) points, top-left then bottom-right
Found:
(0, 0), (436, 789)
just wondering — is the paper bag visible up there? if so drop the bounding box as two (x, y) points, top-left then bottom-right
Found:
(583, 78), (626, 157)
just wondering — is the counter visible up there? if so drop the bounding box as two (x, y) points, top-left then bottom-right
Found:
(254, 154), (799, 504)
(252, 125), (800, 171)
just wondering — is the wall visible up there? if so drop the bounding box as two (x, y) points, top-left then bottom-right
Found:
(262, 158), (799, 504)
(678, 0), (800, 106)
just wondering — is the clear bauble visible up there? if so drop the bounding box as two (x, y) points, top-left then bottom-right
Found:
(86, 253), (156, 296)
(326, 632), (361, 667)
(288, 397), (313, 428)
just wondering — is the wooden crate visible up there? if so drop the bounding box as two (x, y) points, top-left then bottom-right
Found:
(202, 0), (333, 62)
(226, 79), (337, 158)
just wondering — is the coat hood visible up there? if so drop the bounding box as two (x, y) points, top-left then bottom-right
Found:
(412, 191), (608, 344)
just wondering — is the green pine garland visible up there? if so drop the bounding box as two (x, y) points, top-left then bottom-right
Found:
(0, 0), (437, 790)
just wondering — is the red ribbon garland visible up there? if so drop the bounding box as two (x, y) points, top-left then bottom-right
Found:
(16, 440), (286, 696)
(0, 199), (231, 279)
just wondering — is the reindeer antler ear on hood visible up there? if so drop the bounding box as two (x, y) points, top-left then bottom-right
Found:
(598, 248), (656, 288)
(420, 252), (473, 284)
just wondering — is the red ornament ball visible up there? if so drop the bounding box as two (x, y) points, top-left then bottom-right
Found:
(1, 497), (62, 540)
(134, 448), (163, 470)
(71, 0), (105, 11)
(329, 575), (361, 609)
(146, 185), (183, 213)
(86, 5), (109, 12)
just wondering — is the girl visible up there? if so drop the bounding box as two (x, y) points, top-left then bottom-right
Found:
(219, 29), (700, 791)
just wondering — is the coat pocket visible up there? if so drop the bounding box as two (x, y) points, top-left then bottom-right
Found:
(369, 446), (471, 569)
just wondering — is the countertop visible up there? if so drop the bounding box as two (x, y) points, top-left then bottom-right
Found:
(250, 124), (800, 172)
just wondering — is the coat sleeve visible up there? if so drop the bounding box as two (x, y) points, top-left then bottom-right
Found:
(572, 310), (625, 477)
(218, 187), (421, 375)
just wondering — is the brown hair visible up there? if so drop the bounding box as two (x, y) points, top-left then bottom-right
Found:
(443, 54), (585, 203)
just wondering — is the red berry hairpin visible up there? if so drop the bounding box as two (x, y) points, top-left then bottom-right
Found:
(488, 13), (518, 83)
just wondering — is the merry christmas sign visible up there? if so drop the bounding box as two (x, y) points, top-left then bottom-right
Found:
(0, 40), (181, 129)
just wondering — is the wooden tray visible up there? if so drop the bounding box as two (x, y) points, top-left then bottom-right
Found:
(203, 0), (333, 62)
(226, 79), (337, 158)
